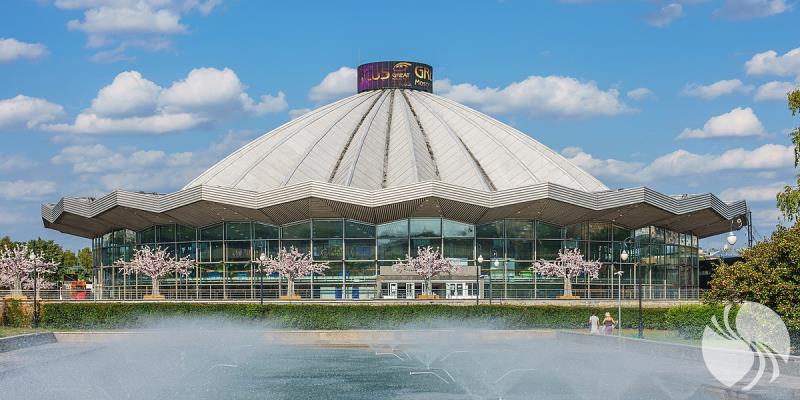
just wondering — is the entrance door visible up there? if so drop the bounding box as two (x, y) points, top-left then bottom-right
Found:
(446, 282), (476, 299)
(405, 283), (415, 299)
(387, 283), (398, 299)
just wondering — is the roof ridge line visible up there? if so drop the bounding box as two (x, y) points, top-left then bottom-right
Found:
(381, 90), (396, 189)
(400, 90), (440, 179)
(328, 91), (384, 183)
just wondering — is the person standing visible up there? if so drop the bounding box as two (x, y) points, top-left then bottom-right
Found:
(589, 312), (600, 334)
(602, 312), (616, 335)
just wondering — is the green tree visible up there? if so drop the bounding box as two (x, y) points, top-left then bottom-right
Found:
(776, 89), (800, 221)
(77, 247), (94, 280)
(704, 224), (800, 332)
(62, 249), (78, 269)
(0, 235), (13, 251)
(25, 238), (67, 282)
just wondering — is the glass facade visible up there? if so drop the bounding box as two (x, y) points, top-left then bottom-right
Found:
(92, 219), (700, 300)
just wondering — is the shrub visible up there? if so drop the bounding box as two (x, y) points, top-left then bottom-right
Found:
(2, 299), (43, 328)
(40, 303), (683, 331)
(665, 304), (732, 339)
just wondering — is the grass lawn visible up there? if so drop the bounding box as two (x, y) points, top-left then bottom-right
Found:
(568, 328), (700, 346)
(0, 327), (49, 338)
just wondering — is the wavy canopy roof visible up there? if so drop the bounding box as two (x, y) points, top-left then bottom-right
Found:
(185, 89), (609, 193)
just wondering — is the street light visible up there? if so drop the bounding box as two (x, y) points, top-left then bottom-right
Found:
(258, 252), (267, 305)
(476, 254), (484, 306)
(614, 270), (624, 338)
(28, 252), (38, 328)
(726, 231), (737, 246)
(620, 238), (643, 339)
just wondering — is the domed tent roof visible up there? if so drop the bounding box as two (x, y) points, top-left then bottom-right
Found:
(184, 89), (609, 193)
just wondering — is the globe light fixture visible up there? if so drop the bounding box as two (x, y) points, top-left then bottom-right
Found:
(620, 249), (629, 262)
(727, 231), (737, 246)
(477, 255), (484, 264)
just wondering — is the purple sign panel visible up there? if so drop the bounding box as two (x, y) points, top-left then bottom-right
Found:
(357, 61), (433, 93)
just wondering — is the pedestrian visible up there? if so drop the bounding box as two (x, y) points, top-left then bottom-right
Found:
(589, 312), (600, 335)
(602, 312), (616, 335)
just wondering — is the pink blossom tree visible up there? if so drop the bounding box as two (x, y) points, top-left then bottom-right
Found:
(114, 245), (194, 298)
(392, 246), (462, 296)
(0, 244), (59, 298)
(531, 248), (601, 298)
(256, 247), (329, 298)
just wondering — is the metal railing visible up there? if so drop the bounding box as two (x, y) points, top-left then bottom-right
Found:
(0, 286), (704, 302)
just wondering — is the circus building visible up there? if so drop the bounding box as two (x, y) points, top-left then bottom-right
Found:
(42, 61), (748, 301)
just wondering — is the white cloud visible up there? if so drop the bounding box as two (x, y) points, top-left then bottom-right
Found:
(0, 154), (37, 171)
(561, 147), (644, 181)
(754, 80), (799, 101)
(44, 67), (286, 135)
(51, 130), (256, 192)
(644, 3), (684, 27)
(563, 143), (794, 183)
(720, 182), (787, 202)
(745, 47), (800, 77)
(435, 76), (632, 118)
(90, 71), (161, 117)
(627, 87), (654, 100)
(309, 67), (357, 102)
(53, 0), (222, 60)
(714, 0), (792, 20)
(681, 79), (753, 99)
(0, 95), (65, 130)
(0, 38), (48, 63)
(0, 180), (57, 201)
(678, 107), (766, 139)
(289, 108), (312, 119)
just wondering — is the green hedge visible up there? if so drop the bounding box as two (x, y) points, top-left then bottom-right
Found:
(37, 303), (717, 334)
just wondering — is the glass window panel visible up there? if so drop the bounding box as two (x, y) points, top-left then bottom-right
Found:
(411, 238), (440, 252)
(442, 220), (474, 238)
(112, 230), (126, 245)
(377, 238), (407, 260)
(313, 220), (343, 238)
(565, 223), (587, 241)
(313, 239), (343, 260)
(612, 225), (632, 242)
(227, 263), (251, 282)
(410, 218), (441, 238)
(325, 262), (345, 279)
(139, 227), (156, 244)
(177, 242), (195, 260)
(210, 241), (224, 262)
(345, 221), (375, 238)
(200, 263), (224, 282)
(635, 227), (650, 244)
(506, 239), (533, 260)
(588, 223), (610, 241)
(345, 239), (375, 260)
(198, 242), (210, 263)
(157, 225), (176, 243)
(536, 221), (562, 240)
(443, 238), (473, 260)
(281, 240), (310, 254)
(377, 220), (408, 238)
(536, 240), (563, 260)
(282, 221), (311, 239)
(476, 221), (504, 238)
(506, 261), (532, 279)
(176, 225), (196, 242)
(200, 224), (224, 241)
(225, 241), (251, 262)
(506, 220), (534, 239)
(653, 227), (665, 244)
(253, 222), (279, 239)
(226, 222), (251, 241)
(476, 239), (504, 259)
(589, 242), (613, 262)
(345, 262), (376, 278)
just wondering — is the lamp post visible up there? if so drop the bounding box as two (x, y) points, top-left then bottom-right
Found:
(614, 270), (623, 337)
(258, 252), (267, 305)
(476, 254), (484, 306)
(28, 252), (38, 328)
(620, 239), (642, 339)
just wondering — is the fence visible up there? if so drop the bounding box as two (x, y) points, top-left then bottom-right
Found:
(0, 286), (704, 302)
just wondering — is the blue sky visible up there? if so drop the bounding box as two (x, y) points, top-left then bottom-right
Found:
(0, 0), (797, 251)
